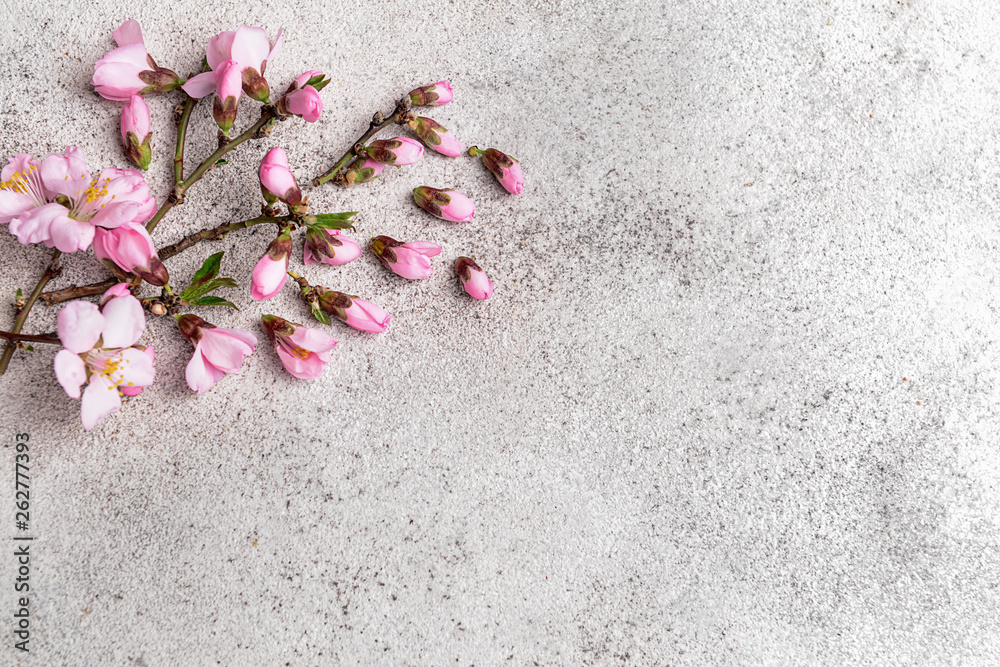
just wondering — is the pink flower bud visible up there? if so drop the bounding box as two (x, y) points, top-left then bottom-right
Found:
(315, 287), (390, 333)
(365, 137), (424, 166)
(370, 235), (442, 280)
(213, 60), (242, 135)
(408, 81), (453, 106)
(408, 116), (462, 157)
(91, 20), (181, 101)
(121, 95), (152, 171)
(177, 314), (257, 394)
(284, 86), (323, 122)
(258, 147), (303, 206)
(472, 147), (523, 195)
(93, 221), (169, 286)
(251, 227), (293, 301)
(412, 186), (475, 222)
(455, 256), (494, 300)
(261, 315), (338, 380)
(342, 156), (385, 185)
(304, 228), (362, 266)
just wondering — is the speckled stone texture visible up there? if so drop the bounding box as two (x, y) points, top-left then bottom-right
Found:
(0, 0), (998, 664)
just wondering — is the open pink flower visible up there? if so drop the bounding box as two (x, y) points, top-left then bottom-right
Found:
(177, 314), (257, 394)
(53, 290), (155, 430)
(93, 221), (168, 286)
(315, 287), (390, 333)
(370, 235), (442, 280)
(182, 25), (283, 102)
(455, 256), (494, 300)
(251, 227), (293, 301)
(407, 81), (453, 106)
(261, 315), (337, 379)
(304, 228), (361, 266)
(2, 147), (155, 253)
(412, 186), (475, 222)
(91, 20), (181, 101)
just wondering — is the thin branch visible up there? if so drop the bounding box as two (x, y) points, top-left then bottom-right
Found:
(0, 249), (62, 374)
(313, 97), (411, 186)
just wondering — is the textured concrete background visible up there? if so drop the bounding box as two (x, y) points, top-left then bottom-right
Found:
(0, 0), (998, 664)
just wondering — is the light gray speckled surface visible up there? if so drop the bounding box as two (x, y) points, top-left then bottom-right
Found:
(0, 0), (998, 664)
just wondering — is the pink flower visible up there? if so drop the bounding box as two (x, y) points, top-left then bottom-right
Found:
(91, 20), (181, 101)
(2, 148), (155, 253)
(251, 227), (293, 301)
(455, 256), (494, 300)
(412, 186), (475, 222)
(121, 95), (152, 171)
(213, 60), (242, 135)
(407, 116), (462, 157)
(53, 292), (155, 430)
(276, 71), (328, 123)
(407, 81), (453, 106)
(304, 228), (362, 266)
(315, 287), (390, 333)
(261, 315), (337, 380)
(365, 137), (424, 166)
(370, 235), (441, 280)
(177, 314), (257, 394)
(474, 147), (523, 195)
(94, 221), (168, 286)
(181, 25), (283, 102)
(258, 147), (302, 206)
(343, 157), (385, 185)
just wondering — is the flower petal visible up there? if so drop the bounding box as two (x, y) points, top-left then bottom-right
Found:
(8, 202), (66, 246)
(181, 71), (217, 99)
(0, 190), (34, 225)
(206, 30), (236, 70)
(276, 346), (323, 380)
(49, 216), (95, 253)
(231, 25), (269, 71)
(112, 20), (145, 47)
(100, 295), (146, 348)
(54, 349), (87, 399)
(289, 326), (338, 354)
(265, 27), (284, 68)
(80, 374), (121, 431)
(89, 200), (140, 230)
(199, 329), (255, 373)
(111, 346), (155, 388)
(57, 301), (103, 353)
(186, 346), (225, 394)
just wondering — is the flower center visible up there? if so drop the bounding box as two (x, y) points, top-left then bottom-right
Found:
(69, 176), (115, 221)
(85, 348), (126, 384)
(0, 165), (47, 207)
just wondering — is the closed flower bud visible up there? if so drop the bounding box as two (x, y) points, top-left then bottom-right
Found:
(251, 227), (293, 301)
(370, 235), (441, 280)
(455, 256), (494, 300)
(364, 137), (424, 166)
(412, 186), (475, 222)
(407, 116), (462, 157)
(213, 59), (242, 135)
(121, 95), (152, 170)
(471, 146), (523, 195)
(261, 314), (338, 380)
(407, 80), (453, 106)
(259, 146), (302, 207)
(315, 287), (390, 333)
(93, 222), (169, 286)
(342, 156), (385, 185)
(304, 227), (362, 266)
(276, 70), (328, 122)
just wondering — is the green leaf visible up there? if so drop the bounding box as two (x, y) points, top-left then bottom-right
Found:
(215, 159), (229, 166)
(180, 278), (238, 302)
(190, 296), (239, 310)
(307, 75), (330, 91)
(190, 252), (223, 286)
(307, 211), (358, 231)
(310, 304), (331, 325)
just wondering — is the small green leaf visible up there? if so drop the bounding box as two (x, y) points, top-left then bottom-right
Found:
(180, 277), (238, 302)
(215, 159), (229, 166)
(310, 304), (331, 325)
(307, 211), (358, 231)
(23, 345), (33, 353)
(307, 75), (330, 91)
(190, 252), (223, 286)
(190, 296), (239, 310)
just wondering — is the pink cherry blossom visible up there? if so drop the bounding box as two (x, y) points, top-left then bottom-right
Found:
(261, 315), (337, 380)
(455, 257), (494, 300)
(177, 314), (257, 394)
(258, 147), (302, 206)
(181, 25), (283, 101)
(370, 235), (442, 280)
(365, 137), (424, 166)
(2, 147), (155, 253)
(121, 95), (152, 170)
(53, 292), (155, 430)
(407, 81), (454, 106)
(251, 228), (293, 301)
(304, 228), (362, 266)
(93, 221), (168, 286)
(412, 186), (475, 222)
(91, 20), (181, 101)
(315, 287), (391, 333)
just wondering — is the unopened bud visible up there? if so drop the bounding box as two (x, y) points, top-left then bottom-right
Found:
(407, 80), (454, 107)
